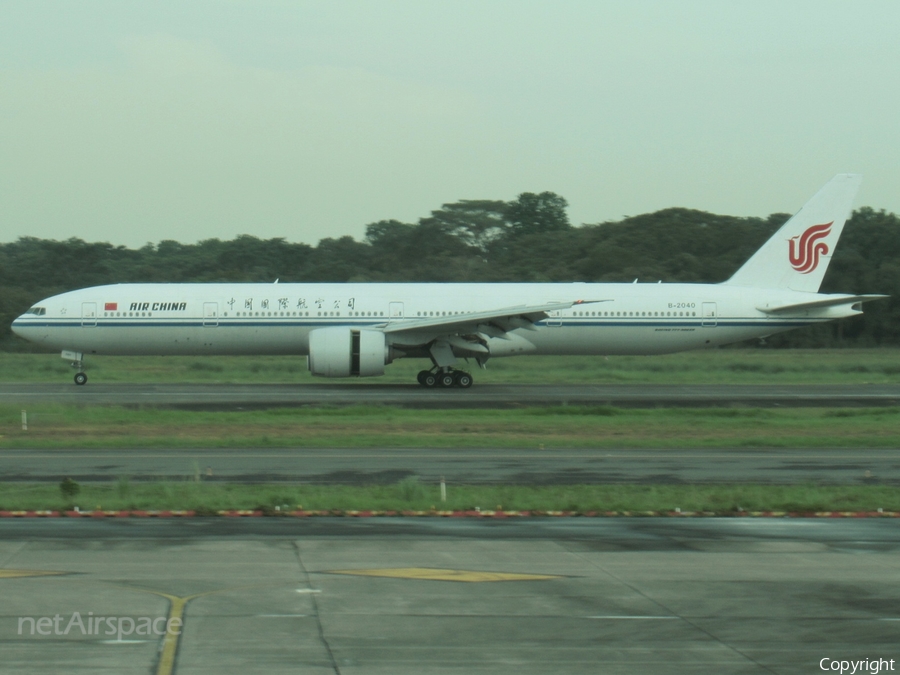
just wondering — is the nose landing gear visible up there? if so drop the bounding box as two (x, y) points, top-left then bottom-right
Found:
(417, 368), (473, 388)
(62, 350), (87, 385)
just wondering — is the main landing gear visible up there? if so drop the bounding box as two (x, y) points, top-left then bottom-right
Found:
(417, 368), (473, 388)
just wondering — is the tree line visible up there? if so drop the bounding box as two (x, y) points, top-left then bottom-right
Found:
(2, 191), (898, 349)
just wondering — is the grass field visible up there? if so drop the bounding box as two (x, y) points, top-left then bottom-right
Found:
(2, 349), (899, 450)
(2, 348), (900, 385)
(2, 481), (899, 514)
(2, 404), (900, 450)
(2, 350), (898, 512)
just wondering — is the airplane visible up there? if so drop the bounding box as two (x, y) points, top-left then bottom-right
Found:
(11, 174), (886, 388)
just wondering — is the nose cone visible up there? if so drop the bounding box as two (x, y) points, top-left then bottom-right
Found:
(11, 315), (27, 338)
(11, 312), (44, 344)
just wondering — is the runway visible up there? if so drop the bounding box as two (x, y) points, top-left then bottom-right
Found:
(1, 518), (898, 675)
(3, 447), (900, 484)
(2, 382), (900, 409)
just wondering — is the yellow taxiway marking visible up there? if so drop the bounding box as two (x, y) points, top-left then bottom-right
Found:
(326, 567), (561, 582)
(152, 592), (191, 675)
(126, 584), (273, 675)
(0, 569), (68, 579)
(0, 568), (277, 675)
(135, 589), (223, 675)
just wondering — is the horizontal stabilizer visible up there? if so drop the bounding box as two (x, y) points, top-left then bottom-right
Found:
(757, 294), (888, 314)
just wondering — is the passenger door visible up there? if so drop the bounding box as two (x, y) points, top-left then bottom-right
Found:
(203, 302), (219, 327)
(81, 303), (97, 327)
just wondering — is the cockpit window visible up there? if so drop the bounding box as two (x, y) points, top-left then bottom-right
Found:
(25, 306), (47, 316)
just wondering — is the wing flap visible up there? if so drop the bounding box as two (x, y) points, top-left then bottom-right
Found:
(382, 299), (608, 335)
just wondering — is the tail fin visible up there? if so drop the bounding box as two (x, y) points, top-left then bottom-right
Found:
(724, 174), (862, 292)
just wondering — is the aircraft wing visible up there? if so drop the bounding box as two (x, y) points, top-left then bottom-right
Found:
(382, 299), (608, 341)
(757, 294), (888, 314)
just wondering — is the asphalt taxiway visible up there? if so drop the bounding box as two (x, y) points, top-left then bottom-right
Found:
(2, 382), (900, 409)
(1, 518), (898, 675)
(2, 447), (899, 485)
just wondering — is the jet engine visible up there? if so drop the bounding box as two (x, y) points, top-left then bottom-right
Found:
(307, 327), (391, 377)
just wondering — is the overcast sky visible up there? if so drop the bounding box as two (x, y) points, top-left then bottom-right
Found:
(1, 1), (898, 248)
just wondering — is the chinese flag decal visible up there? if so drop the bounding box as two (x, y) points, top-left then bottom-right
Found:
(104, 302), (118, 311)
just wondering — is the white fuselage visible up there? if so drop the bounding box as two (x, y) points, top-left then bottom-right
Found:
(11, 282), (858, 358)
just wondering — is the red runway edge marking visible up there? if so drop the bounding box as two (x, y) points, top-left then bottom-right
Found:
(0, 510), (897, 519)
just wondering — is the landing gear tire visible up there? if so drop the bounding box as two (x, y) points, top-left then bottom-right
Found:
(74, 372), (87, 386)
(453, 371), (473, 388)
(418, 367), (474, 388)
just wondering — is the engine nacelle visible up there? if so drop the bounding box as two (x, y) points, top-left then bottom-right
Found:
(307, 327), (389, 378)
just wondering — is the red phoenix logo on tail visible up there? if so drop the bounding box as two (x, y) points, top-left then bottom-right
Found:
(789, 222), (832, 274)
